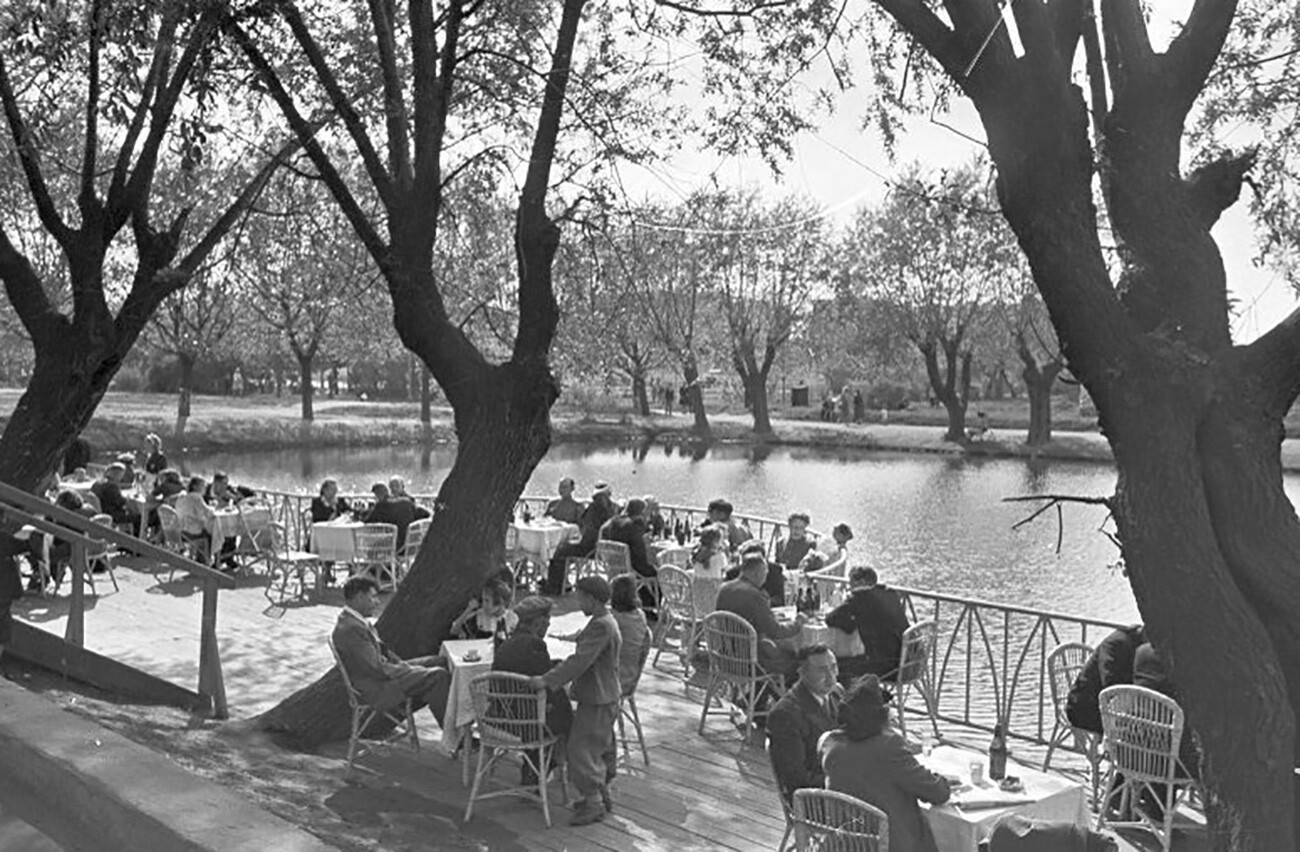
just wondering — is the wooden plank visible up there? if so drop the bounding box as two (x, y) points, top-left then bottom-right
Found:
(199, 578), (228, 719)
(8, 622), (208, 712)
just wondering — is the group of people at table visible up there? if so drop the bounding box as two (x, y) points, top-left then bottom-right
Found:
(331, 476), (944, 836)
(14, 434), (269, 589)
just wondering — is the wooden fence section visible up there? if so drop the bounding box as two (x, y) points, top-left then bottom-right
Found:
(0, 480), (236, 717)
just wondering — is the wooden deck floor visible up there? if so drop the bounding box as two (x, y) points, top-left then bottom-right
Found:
(12, 558), (1206, 851)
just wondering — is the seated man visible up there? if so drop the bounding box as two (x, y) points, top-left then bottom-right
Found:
(826, 566), (910, 682)
(388, 476), (414, 502)
(599, 497), (656, 581)
(363, 482), (431, 551)
(716, 554), (806, 681)
(1065, 623), (1146, 734)
(204, 471), (256, 508)
(726, 540), (786, 606)
(767, 644), (842, 803)
(705, 498), (752, 552)
(332, 576), (450, 725)
(966, 411), (994, 441)
(493, 595), (574, 785)
(91, 463), (141, 529)
(543, 484), (617, 594)
(544, 477), (584, 525)
(175, 476), (217, 563)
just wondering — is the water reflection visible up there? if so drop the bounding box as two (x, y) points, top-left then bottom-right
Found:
(178, 440), (1300, 623)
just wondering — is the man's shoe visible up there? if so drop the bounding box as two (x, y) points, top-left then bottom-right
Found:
(570, 800), (606, 826)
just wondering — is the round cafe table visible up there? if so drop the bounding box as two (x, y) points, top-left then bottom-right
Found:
(510, 520), (579, 565)
(311, 518), (365, 562)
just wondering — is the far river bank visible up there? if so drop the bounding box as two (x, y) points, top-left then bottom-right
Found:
(7, 389), (1300, 472)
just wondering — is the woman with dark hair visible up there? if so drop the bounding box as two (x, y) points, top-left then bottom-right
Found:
(818, 675), (952, 852)
(609, 574), (650, 694)
(310, 478), (351, 523)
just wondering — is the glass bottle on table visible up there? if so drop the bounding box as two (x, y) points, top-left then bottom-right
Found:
(988, 723), (1009, 781)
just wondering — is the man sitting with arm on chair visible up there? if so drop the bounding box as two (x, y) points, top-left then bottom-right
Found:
(333, 576), (451, 726)
(826, 566), (910, 684)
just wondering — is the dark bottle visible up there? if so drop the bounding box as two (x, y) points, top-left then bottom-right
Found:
(675, 519), (686, 546)
(810, 583), (820, 612)
(683, 519), (692, 540)
(988, 723), (1009, 781)
(522, 505), (533, 524)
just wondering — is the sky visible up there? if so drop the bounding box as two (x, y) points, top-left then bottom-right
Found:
(613, 2), (1297, 345)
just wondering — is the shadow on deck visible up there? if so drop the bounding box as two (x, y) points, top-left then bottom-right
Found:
(12, 557), (1208, 852)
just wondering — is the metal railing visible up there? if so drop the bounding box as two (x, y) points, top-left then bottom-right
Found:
(258, 489), (821, 554)
(0, 480), (235, 717)
(261, 487), (1112, 754)
(807, 566), (1125, 752)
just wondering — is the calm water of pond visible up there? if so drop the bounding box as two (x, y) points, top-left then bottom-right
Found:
(176, 441), (1300, 623)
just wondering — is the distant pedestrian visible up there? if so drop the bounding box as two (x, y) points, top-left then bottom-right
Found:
(852, 391), (865, 423)
(663, 384), (674, 416)
(839, 386), (852, 423)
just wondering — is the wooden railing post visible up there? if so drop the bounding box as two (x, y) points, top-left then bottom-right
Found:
(198, 577), (228, 719)
(66, 541), (86, 647)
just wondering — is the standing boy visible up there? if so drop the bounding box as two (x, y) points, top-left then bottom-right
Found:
(530, 576), (622, 826)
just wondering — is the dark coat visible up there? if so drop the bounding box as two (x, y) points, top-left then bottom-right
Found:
(363, 498), (430, 550)
(826, 585), (910, 674)
(310, 495), (352, 523)
(600, 514), (655, 577)
(493, 632), (574, 738)
(767, 682), (840, 800)
(1065, 624), (1146, 734)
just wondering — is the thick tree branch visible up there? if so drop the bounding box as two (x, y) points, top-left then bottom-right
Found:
(121, 8), (221, 219)
(277, 1), (394, 210)
(1185, 149), (1255, 230)
(409, 0), (447, 204)
(81, 0), (105, 215)
(109, 7), (179, 211)
(0, 226), (60, 343)
(366, 0), (412, 186)
(512, 0), (586, 363)
(1164, 0), (1238, 110)
(874, 0), (964, 76)
(1235, 307), (1300, 418)
(1100, 0), (1154, 85)
(0, 56), (72, 247)
(227, 21), (391, 276)
(654, 0), (794, 17)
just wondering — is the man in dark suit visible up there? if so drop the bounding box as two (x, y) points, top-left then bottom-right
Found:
(767, 645), (842, 803)
(1065, 624), (1146, 734)
(91, 463), (141, 529)
(331, 576), (449, 724)
(599, 498), (654, 577)
(542, 484), (617, 594)
(826, 566), (910, 683)
(363, 482), (430, 551)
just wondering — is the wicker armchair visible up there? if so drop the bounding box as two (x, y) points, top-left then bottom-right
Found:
(697, 611), (786, 740)
(792, 789), (889, 852)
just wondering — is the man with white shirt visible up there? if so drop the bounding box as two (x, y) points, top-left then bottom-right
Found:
(331, 576), (450, 724)
(766, 645), (843, 804)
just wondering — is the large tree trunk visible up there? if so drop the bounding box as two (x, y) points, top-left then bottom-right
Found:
(177, 353), (195, 421)
(918, 335), (971, 442)
(1018, 337), (1062, 448)
(420, 366), (432, 424)
(0, 348), (119, 490)
(682, 358), (711, 436)
(297, 353), (314, 421)
(630, 368), (650, 416)
(258, 361), (552, 746)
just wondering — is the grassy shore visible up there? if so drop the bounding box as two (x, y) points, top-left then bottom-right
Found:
(5, 387), (1299, 470)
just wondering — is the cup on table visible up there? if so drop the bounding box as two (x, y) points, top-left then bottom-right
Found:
(969, 760), (984, 786)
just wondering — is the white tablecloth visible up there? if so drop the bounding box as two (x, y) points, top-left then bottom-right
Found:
(210, 505), (272, 543)
(773, 606), (838, 651)
(511, 521), (578, 563)
(312, 520), (364, 562)
(440, 635), (576, 756)
(921, 744), (1087, 852)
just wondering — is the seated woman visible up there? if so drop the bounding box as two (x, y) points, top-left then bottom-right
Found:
(818, 675), (952, 852)
(610, 574), (651, 695)
(28, 490), (99, 591)
(310, 478), (352, 523)
(174, 476), (217, 564)
(145, 468), (186, 539)
(450, 578), (518, 642)
(690, 526), (727, 613)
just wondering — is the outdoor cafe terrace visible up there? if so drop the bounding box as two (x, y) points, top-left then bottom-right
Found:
(6, 489), (1208, 852)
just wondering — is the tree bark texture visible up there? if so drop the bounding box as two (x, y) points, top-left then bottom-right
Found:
(1018, 335), (1062, 447)
(871, 0), (1298, 841)
(918, 333), (971, 442)
(682, 358), (711, 436)
(630, 369), (650, 416)
(297, 354), (314, 421)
